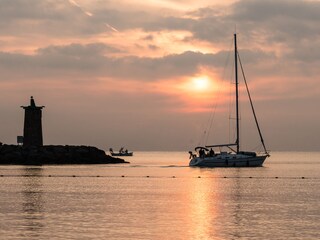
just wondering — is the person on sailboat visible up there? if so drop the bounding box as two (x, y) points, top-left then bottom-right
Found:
(189, 151), (196, 159)
(209, 148), (215, 157)
(199, 149), (205, 158)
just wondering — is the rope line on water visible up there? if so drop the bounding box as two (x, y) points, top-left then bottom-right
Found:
(0, 174), (317, 179)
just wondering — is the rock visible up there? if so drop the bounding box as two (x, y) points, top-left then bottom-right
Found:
(0, 145), (129, 165)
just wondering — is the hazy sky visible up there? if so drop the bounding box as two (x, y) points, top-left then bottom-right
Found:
(0, 0), (319, 151)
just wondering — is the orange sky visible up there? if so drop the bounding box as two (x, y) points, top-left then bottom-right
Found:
(0, 0), (320, 151)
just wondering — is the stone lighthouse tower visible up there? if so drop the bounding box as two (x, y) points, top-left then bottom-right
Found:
(21, 96), (44, 147)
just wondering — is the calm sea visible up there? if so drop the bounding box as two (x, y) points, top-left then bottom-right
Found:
(0, 152), (319, 240)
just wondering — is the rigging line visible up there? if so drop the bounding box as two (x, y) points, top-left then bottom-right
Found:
(251, 143), (263, 152)
(224, 38), (234, 144)
(202, 95), (219, 145)
(203, 38), (234, 146)
(238, 78), (242, 150)
(202, 99), (218, 146)
(229, 71), (236, 143)
(237, 52), (268, 154)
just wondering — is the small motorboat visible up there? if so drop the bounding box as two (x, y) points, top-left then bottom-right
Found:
(109, 147), (133, 156)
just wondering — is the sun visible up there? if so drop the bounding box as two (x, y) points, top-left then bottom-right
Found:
(178, 75), (214, 94)
(192, 76), (210, 91)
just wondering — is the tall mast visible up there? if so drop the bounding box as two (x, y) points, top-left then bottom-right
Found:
(234, 33), (240, 153)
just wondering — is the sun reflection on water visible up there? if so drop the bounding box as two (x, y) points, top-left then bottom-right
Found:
(187, 177), (221, 240)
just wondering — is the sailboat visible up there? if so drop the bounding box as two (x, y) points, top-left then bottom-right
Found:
(189, 34), (270, 167)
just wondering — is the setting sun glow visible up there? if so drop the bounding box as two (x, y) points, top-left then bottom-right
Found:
(192, 76), (210, 91)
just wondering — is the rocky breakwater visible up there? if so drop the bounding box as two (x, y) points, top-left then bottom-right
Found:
(0, 144), (129, 165)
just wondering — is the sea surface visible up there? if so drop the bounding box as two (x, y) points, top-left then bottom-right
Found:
(0, 151), (319, 240)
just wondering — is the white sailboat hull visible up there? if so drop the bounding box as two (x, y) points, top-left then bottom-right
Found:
(189, 154), (267, 167)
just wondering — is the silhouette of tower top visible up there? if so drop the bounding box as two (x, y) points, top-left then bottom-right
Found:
(21, 96), (45, 147)
(21, 96), (44, 110)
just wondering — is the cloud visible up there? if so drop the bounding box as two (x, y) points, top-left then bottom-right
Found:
(0, 40), (277, 84)
(1, 0), (320, 47)
(231, 0), (320, 22)
(0, 0), (318, 88)
(37, 43), (121, 56)
(0, 46), (211, 81)
(0, 0), (113, 37)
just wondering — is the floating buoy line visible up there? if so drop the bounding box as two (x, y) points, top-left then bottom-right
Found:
(0, 174), (318, 179)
